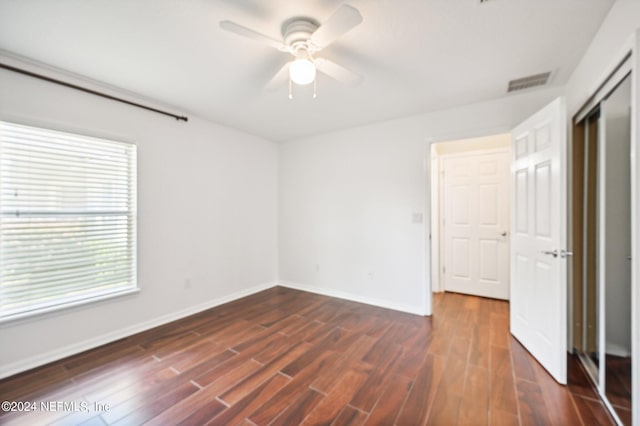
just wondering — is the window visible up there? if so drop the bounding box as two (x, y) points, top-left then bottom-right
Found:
(0, 121), (137, 321)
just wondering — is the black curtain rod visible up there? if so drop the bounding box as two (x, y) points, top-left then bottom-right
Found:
(0, 62), (188, 122)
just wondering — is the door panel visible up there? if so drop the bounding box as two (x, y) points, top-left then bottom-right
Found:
(515, 169), (529, 232)
(510, 97), (567, 384)
(452, 238), (470, 278)
(479, 239), (499, 281)
(535, 161), (552, 237)
(479, 184), (499, 224)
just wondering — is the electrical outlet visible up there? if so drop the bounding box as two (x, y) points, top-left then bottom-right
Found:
(367, 272), (374, 280)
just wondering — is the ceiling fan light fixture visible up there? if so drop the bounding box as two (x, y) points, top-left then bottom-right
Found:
(289, 58), (316, 85)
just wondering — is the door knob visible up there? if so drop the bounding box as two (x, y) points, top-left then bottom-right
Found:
(542, 249), (558, 258)
(500, 231), (508, 237)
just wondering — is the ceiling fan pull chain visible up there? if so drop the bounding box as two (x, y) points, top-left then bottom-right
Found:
(313, 78), (317, 99)
(288, 78), (293, 100)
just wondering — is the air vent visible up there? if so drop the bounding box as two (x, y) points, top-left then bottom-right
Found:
(507, 72), (552, 92)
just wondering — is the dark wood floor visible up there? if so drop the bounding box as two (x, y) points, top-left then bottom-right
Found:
(606, 354), (632, 425)
(0, 287), (617, 425)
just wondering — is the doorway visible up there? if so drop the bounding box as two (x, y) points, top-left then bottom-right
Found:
(428, 97), (579, 387)
(430, 134), (511, 300)
(572, 73), (632, 425)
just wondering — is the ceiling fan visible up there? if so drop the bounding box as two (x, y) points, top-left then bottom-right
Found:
(219, 4), (363, 98)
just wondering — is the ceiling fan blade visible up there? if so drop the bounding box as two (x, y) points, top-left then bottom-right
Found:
(265, 62), (291, 90)
(219, 20), (287, 51)
(315, 58), (363, 86)
(310, 4), (363, 49)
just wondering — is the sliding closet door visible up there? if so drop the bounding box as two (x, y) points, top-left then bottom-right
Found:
(601, 75), (633, 424)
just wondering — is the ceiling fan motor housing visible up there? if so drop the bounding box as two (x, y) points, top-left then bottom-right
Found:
(283, 20), (319, 53)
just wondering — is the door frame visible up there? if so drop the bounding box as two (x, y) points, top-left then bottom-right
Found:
(425, 130), (512, 300)
(633, 30), (639, 426)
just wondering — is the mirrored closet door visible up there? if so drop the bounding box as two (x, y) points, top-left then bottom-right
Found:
(572, 71), (632, 425)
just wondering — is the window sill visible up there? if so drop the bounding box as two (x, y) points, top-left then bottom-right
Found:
(0, 287), (140, 325)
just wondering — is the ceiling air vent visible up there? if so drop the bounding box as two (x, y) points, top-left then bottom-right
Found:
(507, 72), (552, 93)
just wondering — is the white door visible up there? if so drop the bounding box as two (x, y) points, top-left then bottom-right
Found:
(510, 97), (567, 384)
(442, 150), (510, 299)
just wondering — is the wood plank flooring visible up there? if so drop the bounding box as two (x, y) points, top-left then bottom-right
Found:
(605, 355), (632, 424)
(0, 287), (617, 425)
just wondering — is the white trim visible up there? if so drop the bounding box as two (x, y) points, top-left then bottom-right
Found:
(602, 392), (625, 426)
(437, 154), (444, 292)
(0, 281), (277, 380)
(0, 112), (137, 150)
(606, 342), (632, 358)
(575, 54), (633, 123)
(598, 102), (608, 393)
(429, 148), (442, 293)
(0, 288), (140, 325)
(558, 97), (569, 385)
(570, 35), (636, 119)
(423, 143), (433, 315)
(631, 28), (639, 426)
(425, 125), (512, 146)
(278, 280), (428, 316)
(435, 146), (510, 159)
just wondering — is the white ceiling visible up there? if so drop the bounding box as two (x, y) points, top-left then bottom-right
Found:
(0, 0), (614, 141)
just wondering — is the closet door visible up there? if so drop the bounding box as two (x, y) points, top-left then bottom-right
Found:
(600, 75), (632, 424)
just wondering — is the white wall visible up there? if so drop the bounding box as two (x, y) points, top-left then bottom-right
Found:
(278, 87), (562, 315)
(566, 0), (640, 115)
(0, 64), (278, 377)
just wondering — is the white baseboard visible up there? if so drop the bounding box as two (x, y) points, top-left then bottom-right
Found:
(278, 280), (427, 316)
(0, 281), (277, 380)
(605, 342), (632, 358)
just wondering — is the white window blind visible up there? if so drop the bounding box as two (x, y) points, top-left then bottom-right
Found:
(0, 121), (137, 320)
